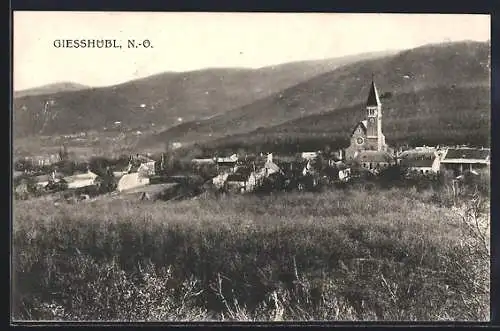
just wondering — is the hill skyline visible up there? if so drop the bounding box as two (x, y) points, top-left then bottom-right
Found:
(142, 40), (490, 152)
(12, 40), (490, 158)
(13, 49), (397, 137)
(14, 82), (91, 98)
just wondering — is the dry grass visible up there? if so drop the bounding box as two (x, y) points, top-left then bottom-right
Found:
(12, 185), (489, 321)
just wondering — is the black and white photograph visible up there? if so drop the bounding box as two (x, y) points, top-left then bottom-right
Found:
(12, 12), (490, 321)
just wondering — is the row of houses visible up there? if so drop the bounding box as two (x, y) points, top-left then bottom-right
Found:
(20, 154), (63, 167)
(201, 144), (490, 193)
(344, 146), (490, 176)
(31, 169), (100, 190)
(14, 143), (490, 200)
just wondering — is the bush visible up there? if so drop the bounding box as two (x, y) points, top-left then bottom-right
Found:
(12, 187), (489, 321)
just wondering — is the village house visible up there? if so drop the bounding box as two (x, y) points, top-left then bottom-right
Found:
(355, 150), (396, 173)
(439, 147), (490, 176)
(257, 156), (282, 178)
(301, 152), (319, 161)
(14, 178), (31, 199)
(215, 154), (239, 173)
(63, 169), (99, 189)
(225, 166), (258, 193)
(398, 148), (441, 175)
(24, 154), (62, 167)
(337, 163), (352, 182)
(137, 160), (156, 177)
(400, 156), (441, 175)
(117, 172), (150, 192)
(345, 78), (394, 165)
(216, 153), (238, 164)
(220, 153), (281, 193)
(126, 154), (156, 175)
(273, 157), (310, 182)
(191, 157), (216, 166)
(33, 170), (65, 189)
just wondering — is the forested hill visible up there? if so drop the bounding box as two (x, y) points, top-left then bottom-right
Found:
(13, 50), (395, 138)
(202, 84), (490, 155)
(147, 40), (490, 153)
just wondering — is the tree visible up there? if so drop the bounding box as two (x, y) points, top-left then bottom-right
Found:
(58, 145), (69, 162)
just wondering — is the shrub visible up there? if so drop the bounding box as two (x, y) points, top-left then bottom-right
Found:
(12, 186), (489, 321)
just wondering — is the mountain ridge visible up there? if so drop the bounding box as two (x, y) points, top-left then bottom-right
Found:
(142, 40), (489, 151)
(14, 82), (91, 98)
(13, 49), (397, 138)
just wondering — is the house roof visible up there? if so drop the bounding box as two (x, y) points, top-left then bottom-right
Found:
(132, 154), (155, 163)
(400, 158), (435, 168)
(226, 167), (253, 182)
(355, 150), (395, 163)
(273, 155), (301, 163)
(264, 161), (282, 174)
(33, 172), (65, 183)
(398, 150), (436, 159)
(442, 148), (490, 162)
(366, 80), (381, 107)
(274, 159), (307, 168)
(64, 171), (99, 182)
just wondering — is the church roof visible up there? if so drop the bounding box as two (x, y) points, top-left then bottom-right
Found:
(366, 80), (381, 107)
(351, 120), (368, 135)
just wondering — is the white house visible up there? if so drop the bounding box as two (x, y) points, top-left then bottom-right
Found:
(117, 172), (150, 192)
(63, 170), (99, 189)
(216, 154), (238, 163)
(400, 156), (441, 175)
(301, 152), (319, 161)
(137, 160), (156, 177)
(33, 170), (65, 189)
(439, 147), (490, 175)
(192, 158), (216, 165)
(338, 165), (352, 182)
(398, 149), (441, 175)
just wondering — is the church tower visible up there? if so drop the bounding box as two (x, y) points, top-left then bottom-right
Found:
(365, 78), (386, 151)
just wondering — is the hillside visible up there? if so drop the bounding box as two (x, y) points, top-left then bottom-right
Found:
(146, 41), (490, 151)
(13, 50), (395, 138)
(14, 82), (90, 98)
(205, 85), (490, 154)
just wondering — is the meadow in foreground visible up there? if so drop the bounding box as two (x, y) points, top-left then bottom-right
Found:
(12, 185), (489, 321)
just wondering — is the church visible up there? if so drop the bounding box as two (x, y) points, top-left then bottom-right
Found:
(344, 78), (396, 171)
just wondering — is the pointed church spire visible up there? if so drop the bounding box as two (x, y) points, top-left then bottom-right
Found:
(366, 74), (381, 107)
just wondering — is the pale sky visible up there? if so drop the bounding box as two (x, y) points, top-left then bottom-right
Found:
(13, 12), (490, 91)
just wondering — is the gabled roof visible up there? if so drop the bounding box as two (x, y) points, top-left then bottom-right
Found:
(274, 159), (307, 168)
(64, 171), (99, 182)
(264, 161), (282, 174)
(442, 148), (490, 161)
(273, 155), (301, 163)
(226, 167), (253, 182)
(33, 172), (65, 183)
(355, 150), (394, 163)
(400, 158), (436, 168)
(366, 80), (381, 107)
(398, 150), (436, 159)
(352, 120), (368, 135)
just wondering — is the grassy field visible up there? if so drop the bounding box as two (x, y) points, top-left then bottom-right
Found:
(12, 184), (489, 321)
